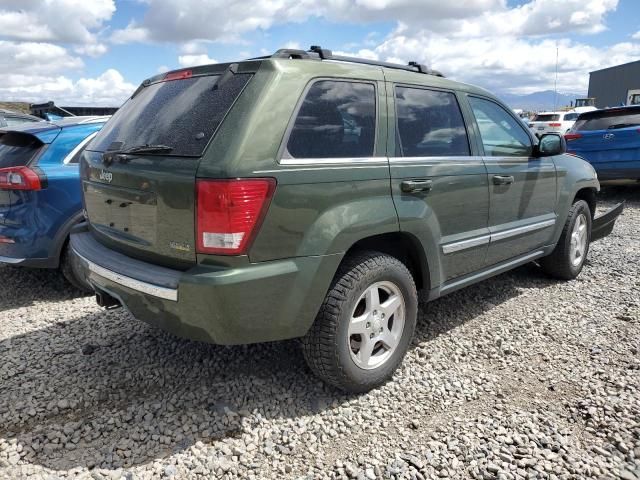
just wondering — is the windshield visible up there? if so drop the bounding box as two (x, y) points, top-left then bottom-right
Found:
(0, 132), (44, 168)
(573, 111), (640, 131)
(89, 73), (253, 157)
(533, 114), (560, 122)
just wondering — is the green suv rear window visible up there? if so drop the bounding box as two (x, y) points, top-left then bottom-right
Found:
(286, 80), (376, 159)
(90, 73), (252, 157)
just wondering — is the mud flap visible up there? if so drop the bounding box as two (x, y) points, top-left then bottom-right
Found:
(591, 202), (624, 242)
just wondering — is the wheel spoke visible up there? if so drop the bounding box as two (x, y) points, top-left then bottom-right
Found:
(380, 295), (402, 322)
(366, 286), (380, 310)
(349, 314), (370, 336)
(379, 330), (398, 350)
(358, 337), (376, 367)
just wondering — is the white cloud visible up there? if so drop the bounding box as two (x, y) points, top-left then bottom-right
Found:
(110, 21), (149, 44)
(74, 43), (108, 58)
(178, 54), (218, 67)
(0, 41), (83, 75)
(451, 0), (619, 37)
(109, 0), (618, 45)
(0, 0), (115, 44)
(368, 32), (640, 94)
(0, 69), (136, 106)
(632, 30), (640, 40)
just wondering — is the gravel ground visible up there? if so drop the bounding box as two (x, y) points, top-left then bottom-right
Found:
(1, 187), (638, 480)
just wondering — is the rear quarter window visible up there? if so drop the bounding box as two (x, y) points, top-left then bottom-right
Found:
(90, 73), (253, 157)
(285, 80), (376, 159)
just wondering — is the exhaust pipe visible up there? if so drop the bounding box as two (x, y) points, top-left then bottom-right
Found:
(95, 288), (122, 310)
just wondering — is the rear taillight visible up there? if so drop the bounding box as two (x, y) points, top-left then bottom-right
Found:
(549, 123), (562, 127)
(0, 235), (15, 244)
(564, 133), (582, 141)
(0, 166), (45, 191)
(196, 178), (275, 255)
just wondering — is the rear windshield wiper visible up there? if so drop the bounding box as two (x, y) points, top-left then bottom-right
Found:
(121, 144), (174, 154)
(607, 123), (640, 130)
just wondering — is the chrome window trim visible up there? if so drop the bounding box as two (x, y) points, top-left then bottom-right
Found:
(62, 131), (98, 165)
(74, 251), (178, 301)
(442, 218), (556, 255)
(389, 155), (484, 166)
(279, 157), (388, 166)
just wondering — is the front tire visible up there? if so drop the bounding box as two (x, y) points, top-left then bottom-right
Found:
(302, 251), (418, 393)
(540, 200), (591, 280)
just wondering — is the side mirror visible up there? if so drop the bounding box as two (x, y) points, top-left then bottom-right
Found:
(535, 133), (566, 157)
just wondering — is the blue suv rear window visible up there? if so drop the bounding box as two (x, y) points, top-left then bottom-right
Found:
(89, 73), (252, 157)
(0, 132), (44, 168)
(574, 110), (640, 131)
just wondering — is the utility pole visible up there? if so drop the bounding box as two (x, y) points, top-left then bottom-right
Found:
(554, 42), (559, 111)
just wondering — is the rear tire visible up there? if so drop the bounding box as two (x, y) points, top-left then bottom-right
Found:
(302, 251), (418, 393)
(540, 200), (591, 280)
(60, 243), (93, 292)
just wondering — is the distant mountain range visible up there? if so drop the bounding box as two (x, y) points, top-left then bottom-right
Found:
(497, 90), (587, 112)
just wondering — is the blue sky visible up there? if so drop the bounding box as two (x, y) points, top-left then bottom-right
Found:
(1, 0), (639, 105)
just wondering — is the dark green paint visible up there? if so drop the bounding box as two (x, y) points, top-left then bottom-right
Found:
(77, 57), (603, 345)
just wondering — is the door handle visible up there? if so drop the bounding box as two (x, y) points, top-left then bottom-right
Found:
(401, 179), (433, 193)
(493, 175), (515, 185)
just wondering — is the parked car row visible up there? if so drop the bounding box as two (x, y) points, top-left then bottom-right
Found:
(565, 105), (640, 181)
(0, 47), (626, 392)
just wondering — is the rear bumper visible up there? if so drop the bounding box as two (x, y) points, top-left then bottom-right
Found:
(70, 231), (341, 345)
(591, 202), (625, 242)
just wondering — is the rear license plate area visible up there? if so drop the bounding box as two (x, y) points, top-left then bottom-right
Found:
(83, 182), (157, 245)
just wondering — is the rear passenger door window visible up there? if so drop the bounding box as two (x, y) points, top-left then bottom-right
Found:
(395, 86), (470, 157)
(468, 97), (532, 157)
(286, 80), (376, 159)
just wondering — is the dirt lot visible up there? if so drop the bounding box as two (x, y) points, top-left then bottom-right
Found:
(1, 188), (638, 480)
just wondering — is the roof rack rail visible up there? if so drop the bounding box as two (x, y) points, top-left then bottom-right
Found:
(269, 46), (444, 77)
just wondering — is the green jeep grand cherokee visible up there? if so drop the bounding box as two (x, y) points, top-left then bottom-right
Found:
(71, 47), (623, 392)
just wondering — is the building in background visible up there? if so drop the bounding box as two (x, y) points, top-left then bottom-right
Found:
(588, 60), (640, 108)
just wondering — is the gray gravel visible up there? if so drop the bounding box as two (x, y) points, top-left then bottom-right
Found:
(1, 187), (639, 480)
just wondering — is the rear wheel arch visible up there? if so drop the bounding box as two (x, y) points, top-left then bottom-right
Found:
(342, 232), (430, 292)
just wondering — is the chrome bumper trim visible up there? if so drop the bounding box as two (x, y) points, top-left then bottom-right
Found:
(73, 250), (178, 301)
(0, 255), (26, 265)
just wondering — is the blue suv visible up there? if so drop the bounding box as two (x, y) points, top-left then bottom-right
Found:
(566, 106), (640, 181)
(0, 117), (108, 289)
